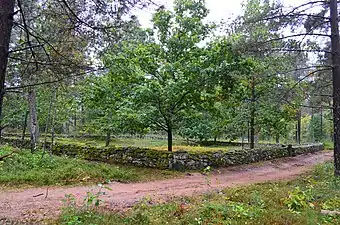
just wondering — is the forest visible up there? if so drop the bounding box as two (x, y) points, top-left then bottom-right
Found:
(1, 0), (340, 224)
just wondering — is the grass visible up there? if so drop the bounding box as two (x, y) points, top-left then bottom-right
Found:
(56, 137), (175, 148)
(324, 140), (334, 150)
(56, 137), (239, 152)
(152, 145), (241, 152)
(56, 163), (340, 225)
(0, 145), (181, 188)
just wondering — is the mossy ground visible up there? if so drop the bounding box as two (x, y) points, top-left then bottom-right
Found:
(57, 162), (340, 225)
(0, 145), (181, 188)
(56, 137), (240, 152)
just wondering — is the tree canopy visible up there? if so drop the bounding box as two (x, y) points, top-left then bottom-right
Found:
(1, 0), (340, 172)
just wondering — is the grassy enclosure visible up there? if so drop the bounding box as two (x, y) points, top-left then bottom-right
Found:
(55, 137), (241, 152)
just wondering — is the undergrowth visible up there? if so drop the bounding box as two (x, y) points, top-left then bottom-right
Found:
(0, 145), (180, 188)
(57, 162), (340, 225)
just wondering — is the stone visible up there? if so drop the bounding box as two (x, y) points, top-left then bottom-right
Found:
(0, 138), (324, 171)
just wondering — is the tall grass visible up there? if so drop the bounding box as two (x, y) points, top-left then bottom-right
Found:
(0, 145), (180, 188)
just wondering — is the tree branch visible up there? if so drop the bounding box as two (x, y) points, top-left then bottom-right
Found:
(255, 48), (332, 54)
(0, 152), (14, 161)
(278, 68), (332, 104)
(264, 33), (330, 43)
(61, 0), (113, 31)
(5, 68), (102, 90)
(17, 0), (39, 71)
(8, 44), (43, 54)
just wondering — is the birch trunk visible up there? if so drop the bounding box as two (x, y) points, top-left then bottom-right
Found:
(28, 89), (39, 152)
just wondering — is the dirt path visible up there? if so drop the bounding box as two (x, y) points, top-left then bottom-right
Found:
(0, 151), (333, 222)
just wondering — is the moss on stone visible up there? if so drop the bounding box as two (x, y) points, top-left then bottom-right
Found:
(0, 138), (324, 171)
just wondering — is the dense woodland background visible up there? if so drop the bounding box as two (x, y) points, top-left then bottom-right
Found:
(0, 0), (338, 161)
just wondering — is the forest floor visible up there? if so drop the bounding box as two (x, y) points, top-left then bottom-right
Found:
(0, 150), (332, 223)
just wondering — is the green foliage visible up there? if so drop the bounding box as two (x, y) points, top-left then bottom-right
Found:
(322, 198), (340, 211)
(1, 93), (27, 132)
(0, 146), (180, 187)
(178, 111), (213, 141)
(282, 187), (314, 212)
(309, 114), (332, 142)
(2, 0), (334, 157)
(103, 0), (245, 150)
(60, 184), (115, 225)
(223, 0), (309, 144)
(80, 74), (150, 137)
(3, 0), (324, 151)
(61, 190), (107, 225)
(324, 140), (334, 149)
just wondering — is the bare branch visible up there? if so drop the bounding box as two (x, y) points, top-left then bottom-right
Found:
(8, 56), (90, 68)
(287, 1), (327, 13)
(17, 0), (39, 71)
(8, 44), (43, 54)
(14, 23), (79, 66)
(278, 68), (332, 105)
(5, 68), (103, 90)
(255, 48), (332, 54)
(292, 68), (331, 91)
(263, 33), (330, 43)
(61, 0), (113, 31)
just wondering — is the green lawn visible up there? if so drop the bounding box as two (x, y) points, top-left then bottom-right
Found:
(57, 163), (340, 225)
(0, 145), (181, 188)
(56, 137), (241, 152)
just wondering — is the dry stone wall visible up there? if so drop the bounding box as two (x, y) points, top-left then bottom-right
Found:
(0, 138), (324, 170)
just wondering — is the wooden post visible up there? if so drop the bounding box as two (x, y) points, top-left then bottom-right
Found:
(288, 144), (293, 157)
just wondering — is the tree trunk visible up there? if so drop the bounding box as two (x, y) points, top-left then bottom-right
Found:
(21, 110), (29, 149)
(311, 108), (315, 142)
(105, 111), (113, 147)
(241, 134), (244, 150)
(28, 89), (39, 153)
(74, 111), (77, 135)
(0, 0), (15, 134)
(250, 76), (255, 149)
(275, 134), (279, 144)
(330, 0), (340, 176)
(296, 109), (301, 145)
(42, 89), (55, 158)
(105, 130), (111, 147)
(0, 124), (7, 138)
(51, 97), (58, 153)
(320, 105), (323, 141)
(167, 125), (173, 152)
(81, 105), (85, 125)
(66, 122), (70, 135)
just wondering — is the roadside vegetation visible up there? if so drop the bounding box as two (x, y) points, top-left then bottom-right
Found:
(0, 146), (180, 188)
(57, 162), (340, 225)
